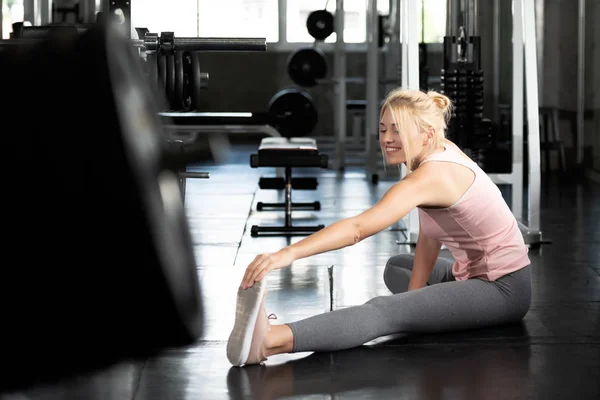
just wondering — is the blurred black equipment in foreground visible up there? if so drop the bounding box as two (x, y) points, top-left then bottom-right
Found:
(0, 25), (204, 391)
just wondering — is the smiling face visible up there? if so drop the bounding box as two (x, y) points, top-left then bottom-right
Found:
(379, 106), (438, 169)
(379, 107), (410, 166)
(378, 89), (452, 171)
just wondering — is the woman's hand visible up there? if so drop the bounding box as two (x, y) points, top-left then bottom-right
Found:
(240, 248), (295, 289)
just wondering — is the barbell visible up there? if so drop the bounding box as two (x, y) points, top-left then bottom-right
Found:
(134, 30), (267, 52)
(1, 26), (269, 113)
(5, 24), (268, 52)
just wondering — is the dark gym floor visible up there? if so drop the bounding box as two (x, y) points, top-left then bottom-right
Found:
(3, 140), (599, 400)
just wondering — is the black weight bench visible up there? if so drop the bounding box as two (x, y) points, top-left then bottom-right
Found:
(250, 137), (329, 237)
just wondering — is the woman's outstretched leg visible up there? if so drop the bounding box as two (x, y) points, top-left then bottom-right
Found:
(272, 265), (531, 354)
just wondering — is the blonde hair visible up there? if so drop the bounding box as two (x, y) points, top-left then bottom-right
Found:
(380, 88), (453, 171)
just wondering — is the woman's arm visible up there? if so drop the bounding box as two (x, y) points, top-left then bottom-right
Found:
(287, 168), (436, 260)
(408, 224), (442, 291)
(241, 166), (440, 288)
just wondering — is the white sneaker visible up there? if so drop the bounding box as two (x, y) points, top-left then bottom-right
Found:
(227, 280), (270, 366)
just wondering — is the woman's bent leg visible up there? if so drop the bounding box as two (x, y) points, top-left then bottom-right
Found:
(383, 254), (456, 294)
(287, 266), (531, 353)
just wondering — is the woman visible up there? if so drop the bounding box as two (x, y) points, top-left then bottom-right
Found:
(226, 88), (531, 367)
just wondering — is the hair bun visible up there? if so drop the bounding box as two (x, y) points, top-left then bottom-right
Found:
(427, 91), (451, 112)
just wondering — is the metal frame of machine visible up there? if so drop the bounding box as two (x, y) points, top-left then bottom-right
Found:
(330, 0), (545, 246)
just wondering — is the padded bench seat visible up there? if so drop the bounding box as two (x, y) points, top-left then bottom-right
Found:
(250, 137), (329, 237)
(250, 137), (328, 168)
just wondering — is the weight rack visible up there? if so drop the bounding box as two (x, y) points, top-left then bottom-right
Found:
(0, 3), (269, 199)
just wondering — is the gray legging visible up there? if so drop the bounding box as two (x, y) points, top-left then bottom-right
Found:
(288, 254), (531, 353)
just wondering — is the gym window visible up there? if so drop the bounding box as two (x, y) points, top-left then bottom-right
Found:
(421, 0), (447, 43)
(286, 0), (447, 45)
(286, 0), (390, 44)
(128, 1), (446, 49)
(131, 0), (199, 37)
(198, 0), (279, 42)
(2, 0), (24, 39)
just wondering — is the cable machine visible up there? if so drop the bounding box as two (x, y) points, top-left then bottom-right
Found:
(372, 0), (544, 246)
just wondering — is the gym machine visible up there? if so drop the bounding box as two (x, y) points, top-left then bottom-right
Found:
(440, 0), (510, 173)
(244, 9), (336, 237)
(365, 0), (422, 185)
(390, 0), (544, 247)
(250, 1), (398, 237)
(366, 0), (421, 241)
(284, 1), (433, 178)
(495, 0), (543, 246)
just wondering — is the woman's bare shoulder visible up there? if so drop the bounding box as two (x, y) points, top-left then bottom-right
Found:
(443, 139), (462, 153)
(406, 159), (448, 185)
(444, 139), (476, 163)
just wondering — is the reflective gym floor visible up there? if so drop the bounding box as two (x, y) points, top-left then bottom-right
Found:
(3, 142), (599, 400)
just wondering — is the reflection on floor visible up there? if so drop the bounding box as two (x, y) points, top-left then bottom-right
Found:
(3, 143), (599, 400)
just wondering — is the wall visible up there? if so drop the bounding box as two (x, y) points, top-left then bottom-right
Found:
(540, 0), (600, 171)
(541, 0), (579, 111)
(587, 0), (600, 172)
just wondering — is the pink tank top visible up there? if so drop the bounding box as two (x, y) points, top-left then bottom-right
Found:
(417, 145), (530, 281)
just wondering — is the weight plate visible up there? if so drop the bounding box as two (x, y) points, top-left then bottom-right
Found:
(174, 51), (185, 111)
(190, 51), (202, 111)
(267, 88), (318, 137)
(287, 47), (327, 87)
(166, 54), (176, 110)
(158, 53), (167, 92)
(180, 52), (193, 111)
(306, 9), (334, 41)
(146, 52), (159, 93)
